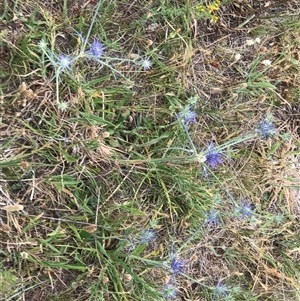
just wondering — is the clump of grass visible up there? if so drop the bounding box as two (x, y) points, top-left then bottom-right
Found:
(0, 266), (20, 300)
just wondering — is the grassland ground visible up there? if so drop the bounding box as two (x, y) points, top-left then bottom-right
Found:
(1, 0), (300, 300)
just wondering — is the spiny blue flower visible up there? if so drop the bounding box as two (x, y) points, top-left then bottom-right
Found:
(177, 105), (197, 125)
(138, 228), (156, 244)
(86, 38), (105, 59)
(141, 57), (152, 70)
(205, 143), (223, 169)
(204, 208), (220, 226)
(236, 200), (254, 217)
(57, 54), (73, 71)
(124, 228), (155, 251)
(256, 119), (276, 139)
(163, 283), (177, 300)
(213, 280), (230, 297)
(170, 256), (185, 275)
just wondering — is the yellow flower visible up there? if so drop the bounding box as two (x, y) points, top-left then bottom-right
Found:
(213, 15), (219, 23)
(208, 5), (215, 12)
(196, 5), (205, 12)
(208, 4), (220, 13)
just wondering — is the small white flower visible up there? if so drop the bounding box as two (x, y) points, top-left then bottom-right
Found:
(20, 252), (29, 259)
(234, 53), (241, 61)
(245, 39), (255, 46)
(141, 58), (152, 71)
(255, 37), (261, 44)
(261, 59), (272, 66)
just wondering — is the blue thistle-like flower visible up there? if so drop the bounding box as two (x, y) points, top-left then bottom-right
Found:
(163, 283), (177, 300)
(57, 54), (73, 71)
(204, 209), (220, 226)
(137, 228), (156, 244)
(213, 280), (230, 297)
(141, 57), (152, 70)
(86, 38), (105, 59)
(236, 200), (254, 218)
(177, 105), (197, 125)
(256, 119), (276, 139)
(205, 143), (223, 169)
(125, 228), (155, 251)
(170, 256), (185, 275)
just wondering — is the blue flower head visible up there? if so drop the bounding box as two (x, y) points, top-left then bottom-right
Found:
(163, 283), (177, 300)
(170, 256), (185, 275)
(256, 118), (276, 139)
(177, 105), (197, 125)
(204, 208), (220, 226)
(236, 200), (254, 218)
(137, 228), (155, 245)
(86, 38), (105, 59)
(213, 280), (230, 297)
(57, 54), (73, 71)
(141, 57), (152, 70)
(205, 143), (223, 169)
(125, 228), (155, 251)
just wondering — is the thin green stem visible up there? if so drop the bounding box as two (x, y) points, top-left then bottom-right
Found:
(182, 122), (197, 155)
(82, 0), (103, 52)
(216, 132), (258, 151)
(55, 69), (60, 104)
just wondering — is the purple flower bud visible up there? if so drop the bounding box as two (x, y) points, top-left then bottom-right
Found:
(163, 283), (177, 300)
